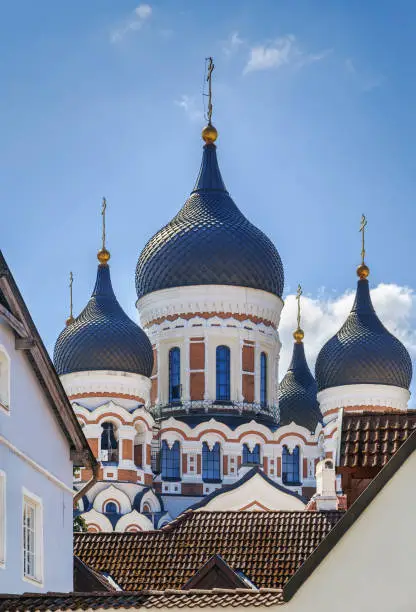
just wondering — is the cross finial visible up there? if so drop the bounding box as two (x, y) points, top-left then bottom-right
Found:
(206, 57), (215, 125)
(66, 271), (74, 326)
(359, 213), (367, 265)
(296, 284), (302, 329)
(101, 197), (107, 251)
(293, 284), (304, 343)
(97, 197), (110, 264)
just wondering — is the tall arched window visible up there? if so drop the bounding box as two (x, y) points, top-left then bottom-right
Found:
(161, 440), (180, 481)
(242, 443), (261, 465)
(282, 446), (300, 485)
(100, 423), (118, 463)
(202, 442), (221, 482)
(216, 346), (230, 402)
(260, 352), (267, 407)
(169, 347), (181, 404)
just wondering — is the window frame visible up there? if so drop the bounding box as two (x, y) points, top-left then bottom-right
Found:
(260, 352), (268, 408)
(0, 471), (5, 568)
(242, 443), (261, 466)
(202, 442), (222, 483)
(282, 445), (301, 485)
(161, 440), (181, 482)
(168, 347), (181, 404)
(216, 345), (231, 403)
(22, 488), (43, 586)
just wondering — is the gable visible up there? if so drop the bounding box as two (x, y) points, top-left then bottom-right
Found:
(183, 555), (250, 590)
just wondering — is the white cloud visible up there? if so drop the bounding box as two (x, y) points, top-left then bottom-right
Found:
(244, 34), (330, 74)
(279, 283), (416, 404)
(344, 57), (384, 92)
(223, 31), (244, 56)
(175, 95), (204, 123)
(111, 4), (152, 43)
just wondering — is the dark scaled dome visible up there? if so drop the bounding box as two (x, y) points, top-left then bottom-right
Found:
(279, 340), (322, 432)
(135, 142), (284, 299)
(315, 278), (412, 392)
(54, 262), (153, 377)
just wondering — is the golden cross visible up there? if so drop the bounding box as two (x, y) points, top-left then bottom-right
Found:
(359, 213), (367, 265)
(101, 197), (107, 251)
(206, 57), (215, 124)
(296, 284), (302, 330)
(69, 271), (74, 320)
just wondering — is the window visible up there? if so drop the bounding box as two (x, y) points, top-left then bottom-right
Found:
(0, 348), (10, 411)
(216, 346), (230, 402)
(242, 443), (261, 465)
(104, 501), (119, 514)
(161, 440), (180, 481)
(260, 352), (267, 407)
(169, 347), (181, 404)
(202, 442), (221, 482)
(282, 446), (300, 485)
(22, 492), (43, 583)
(0, 471), (5, 567)
(100, 423), (118, 463)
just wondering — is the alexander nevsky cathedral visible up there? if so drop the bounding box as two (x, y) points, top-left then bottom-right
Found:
(53, 62), (413, 533)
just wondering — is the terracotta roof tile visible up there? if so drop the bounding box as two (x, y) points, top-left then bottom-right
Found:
(73, 510), (342, 591)
(0, 589), (284, 610)
(340, 411), (416, 469)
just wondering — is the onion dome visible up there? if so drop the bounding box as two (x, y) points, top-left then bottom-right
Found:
(279, 300), (322, 431)
(315, 275), (412, 392)
(135, 129), (284, 299)
(54, 253), (153, 377)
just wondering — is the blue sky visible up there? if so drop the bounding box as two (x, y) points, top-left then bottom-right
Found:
(1, 0), (416, 394)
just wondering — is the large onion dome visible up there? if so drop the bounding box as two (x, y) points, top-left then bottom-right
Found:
(315, 276), (412, 392)
(135, 135), (284, 300)
(54, 258), (153, 377)
(279, 328), (322, 432)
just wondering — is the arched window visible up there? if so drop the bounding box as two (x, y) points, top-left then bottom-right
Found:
(142, 502), (151, 514)
(161, 440), (180, 481)
(216, 346), (230, 402)
(242, 443), (261, 465)
(260, 352), (267, 407)
(282, 446), (300, 485)
(104, 501), (119, 514)
(202, 442), (221, 482)
(100, 423), (118, 463)
(0, 349), (10, 410)
(169, 347), (181, 404)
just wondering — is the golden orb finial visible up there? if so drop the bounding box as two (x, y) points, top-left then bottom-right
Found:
(293, 327), (304, 343)
(357, 263), (370, 279)
(66, 315), (75, 326)
(202, 123), (218, 144)
(97, 248), (111, 264)
(65, 271), (75, 326)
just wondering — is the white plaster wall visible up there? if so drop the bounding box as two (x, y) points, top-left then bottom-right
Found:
(0, 320), (74, 593)
(284, 448), (416, 612)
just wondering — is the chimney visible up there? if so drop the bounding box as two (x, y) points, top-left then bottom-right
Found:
(315, 459), (338, 511)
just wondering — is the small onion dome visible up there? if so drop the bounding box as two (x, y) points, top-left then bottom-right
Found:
(135, 140), (284, 299)
(315, 278), (412, 392)
(279, 341), (322, 432)
(54, 262), (153, 377)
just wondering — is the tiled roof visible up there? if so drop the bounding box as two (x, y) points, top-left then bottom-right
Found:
(74, 510), (342, 591)
(135, 143), (284, 300)
(0, 589), (284, 610)
(340, 411), (416, 468)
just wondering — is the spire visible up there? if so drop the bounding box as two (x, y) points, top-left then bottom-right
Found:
(65, 271), (75, 326)
(293, 284), (304, 343)
(357, 214), (369, 279)
(97, 197), (111, 265)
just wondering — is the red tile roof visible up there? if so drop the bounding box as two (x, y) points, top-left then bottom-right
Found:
(0, 589), (284, 610)
(74, 510), (342, 591)
(340, 411), (416, 469)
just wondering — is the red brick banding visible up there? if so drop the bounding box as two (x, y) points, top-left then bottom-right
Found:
(146, 311), (275, 329)
(69, 391), (146, 403)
